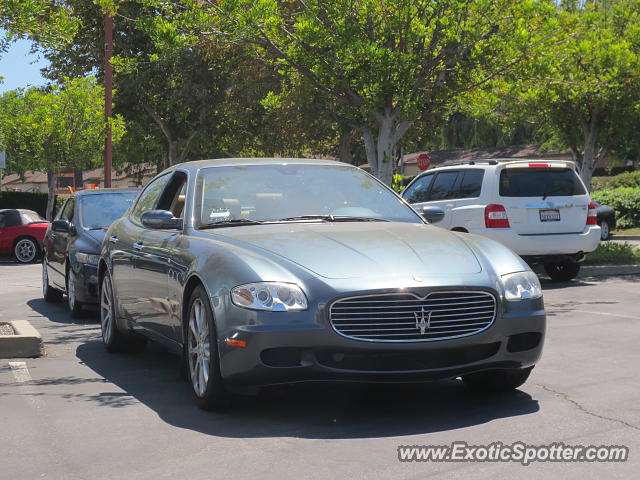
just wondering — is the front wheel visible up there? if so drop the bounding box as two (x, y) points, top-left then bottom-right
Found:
(544, 261), (580, 282)
(42, 262), (63, 302)
(186, 286), (230, 410)
(66, 267), (84, 318)
(100, 271), (139, 352)
(462, 367), (533, 392)
(14, 237), (39, 263)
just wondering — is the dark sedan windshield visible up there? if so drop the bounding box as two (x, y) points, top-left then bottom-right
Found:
(196, 164), (422, 226)
(80, 192), (138, 229)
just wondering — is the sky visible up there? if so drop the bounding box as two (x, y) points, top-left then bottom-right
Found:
(0, 31), (50, 93)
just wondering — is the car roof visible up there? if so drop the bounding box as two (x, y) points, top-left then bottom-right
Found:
(425, 158), (575, 170)
(164, 157), (347, 174)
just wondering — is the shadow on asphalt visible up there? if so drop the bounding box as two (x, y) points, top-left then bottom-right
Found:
(75, 340), (539, 439)
(27, 298), (98, 325)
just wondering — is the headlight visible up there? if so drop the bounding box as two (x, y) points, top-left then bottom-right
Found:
(76, 252), (100, 266)
(231, 282), (308, 311)
(502, 271), (542, 301)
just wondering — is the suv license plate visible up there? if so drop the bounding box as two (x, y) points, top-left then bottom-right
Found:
(540, 209), (561, 222)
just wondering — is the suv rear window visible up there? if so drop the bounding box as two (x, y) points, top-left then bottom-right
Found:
(499, 168), (586, 197)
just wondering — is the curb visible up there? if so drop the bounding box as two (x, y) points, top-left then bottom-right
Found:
(579, 264), (640, 278)
(612, 235), (640, 241)
(0, 320), (43, 358)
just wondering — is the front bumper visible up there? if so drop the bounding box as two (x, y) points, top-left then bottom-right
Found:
(217, 298), (546, 387)
(73, 264), (99, 304)
(479, 226), (601, 257)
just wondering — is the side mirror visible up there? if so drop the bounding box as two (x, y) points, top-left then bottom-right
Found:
(141, 210), (183, 230)
(421, 206), (445, 224)
(52, 219), (72, 233)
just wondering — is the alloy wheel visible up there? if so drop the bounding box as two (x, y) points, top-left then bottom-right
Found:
(15, 239), (36, 263)
(101, 275), (113, 345)
(67, 269), (77, 310)
(188, 298), (211, 398)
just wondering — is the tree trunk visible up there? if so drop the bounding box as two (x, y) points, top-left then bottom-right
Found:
(338, 130), (353, 165)
(46, 171), (57, 220)
(358, 106), (414, 186)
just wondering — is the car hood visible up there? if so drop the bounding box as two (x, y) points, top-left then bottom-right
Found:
(214, 222), (482, 279)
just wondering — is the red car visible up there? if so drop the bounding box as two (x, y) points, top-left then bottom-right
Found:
(0, 209), (50, 263)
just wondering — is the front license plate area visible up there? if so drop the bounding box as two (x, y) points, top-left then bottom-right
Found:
(539, 209), (561, 222)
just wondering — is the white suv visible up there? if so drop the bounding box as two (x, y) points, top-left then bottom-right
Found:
(401, 159), (601, 281)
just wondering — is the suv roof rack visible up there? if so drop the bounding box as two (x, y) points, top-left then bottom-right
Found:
(440, 160), (499, 167)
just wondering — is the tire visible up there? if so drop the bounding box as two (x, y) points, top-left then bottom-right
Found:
(186, 286), (230, 411)
(462, 367), (533, 393)
(100, 271), (146, 353)
(598, 219), (611, 241)
(14, 237), (39, 263)
(544, 261), (581, 282)
(66, 266), (84, 318)
(42, 262), (63, 302)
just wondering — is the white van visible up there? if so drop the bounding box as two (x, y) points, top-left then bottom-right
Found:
(402, 159), (601, 281)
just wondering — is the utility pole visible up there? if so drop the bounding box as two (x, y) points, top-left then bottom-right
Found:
(104, 13), (113, 188)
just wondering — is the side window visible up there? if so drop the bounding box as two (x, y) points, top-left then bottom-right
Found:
(458, 170), (485, 199)
(157, 171), (188, 219)
(130, 174), (172, 224)
(5, 212), (21, 227)
(403, 175), (434, 203)
(58, 198), (75, 221)
(0, 213), (7, 228)
(429, 171), (460, 201)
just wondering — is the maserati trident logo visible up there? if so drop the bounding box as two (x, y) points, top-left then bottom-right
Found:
(414, 307), (432, 335)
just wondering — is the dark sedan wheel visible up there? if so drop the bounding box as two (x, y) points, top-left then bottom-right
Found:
(101, 272), (135, 352)
(544, 261), (581, 282)
(598, 219), (611, 241)
(187, 286), (230, 410)
(66, 267), (83, 318)
(14, 237), (39, 263)
(462, 367), (533, 392)
(42, 262), (63, 302)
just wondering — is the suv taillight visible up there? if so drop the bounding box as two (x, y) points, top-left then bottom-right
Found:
(587, 202), (598, 225)
(485, 204), (510, 228)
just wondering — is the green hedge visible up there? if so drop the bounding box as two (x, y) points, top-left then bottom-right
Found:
(591, 187), (640, 229)
(591, 171), (640, 191)
(0, 191), (68, 218)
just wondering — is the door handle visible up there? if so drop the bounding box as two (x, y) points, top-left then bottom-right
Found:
(133, 242), (144, 251)
(109, 236), (118, 244)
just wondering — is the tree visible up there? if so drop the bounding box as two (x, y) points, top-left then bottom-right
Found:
(0, 77), (124, 218)
(164, 0), (557, 184)
(485, 0), (640, 188)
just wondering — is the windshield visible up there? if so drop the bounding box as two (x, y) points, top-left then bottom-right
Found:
(80, 192), (138, 229)
(499, 168), (586, 197)
(196, 164), (422, 226)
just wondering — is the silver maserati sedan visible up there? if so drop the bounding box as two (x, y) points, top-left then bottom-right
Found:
(98, 158), (546, 410)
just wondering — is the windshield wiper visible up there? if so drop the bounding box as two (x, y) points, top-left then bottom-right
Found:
(87, 227), (107, 230)
(542, 186), (566, 200)
(199, 219), (265, 229)
(276, 215), (389, 222)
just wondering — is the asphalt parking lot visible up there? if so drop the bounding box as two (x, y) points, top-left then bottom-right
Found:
(1, 262), (639, 480)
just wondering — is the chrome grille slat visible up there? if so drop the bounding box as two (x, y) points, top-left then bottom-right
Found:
(329, 291), (497, 342)
(332, 300), (494, 310)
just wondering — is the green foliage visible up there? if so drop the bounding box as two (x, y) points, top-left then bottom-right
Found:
(591, 187), (640, 228)
(584, 241), (640, 265)
(391, 174), (405, 194)
(592, 172), (640, 191)
(0, 77), (124, 175)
